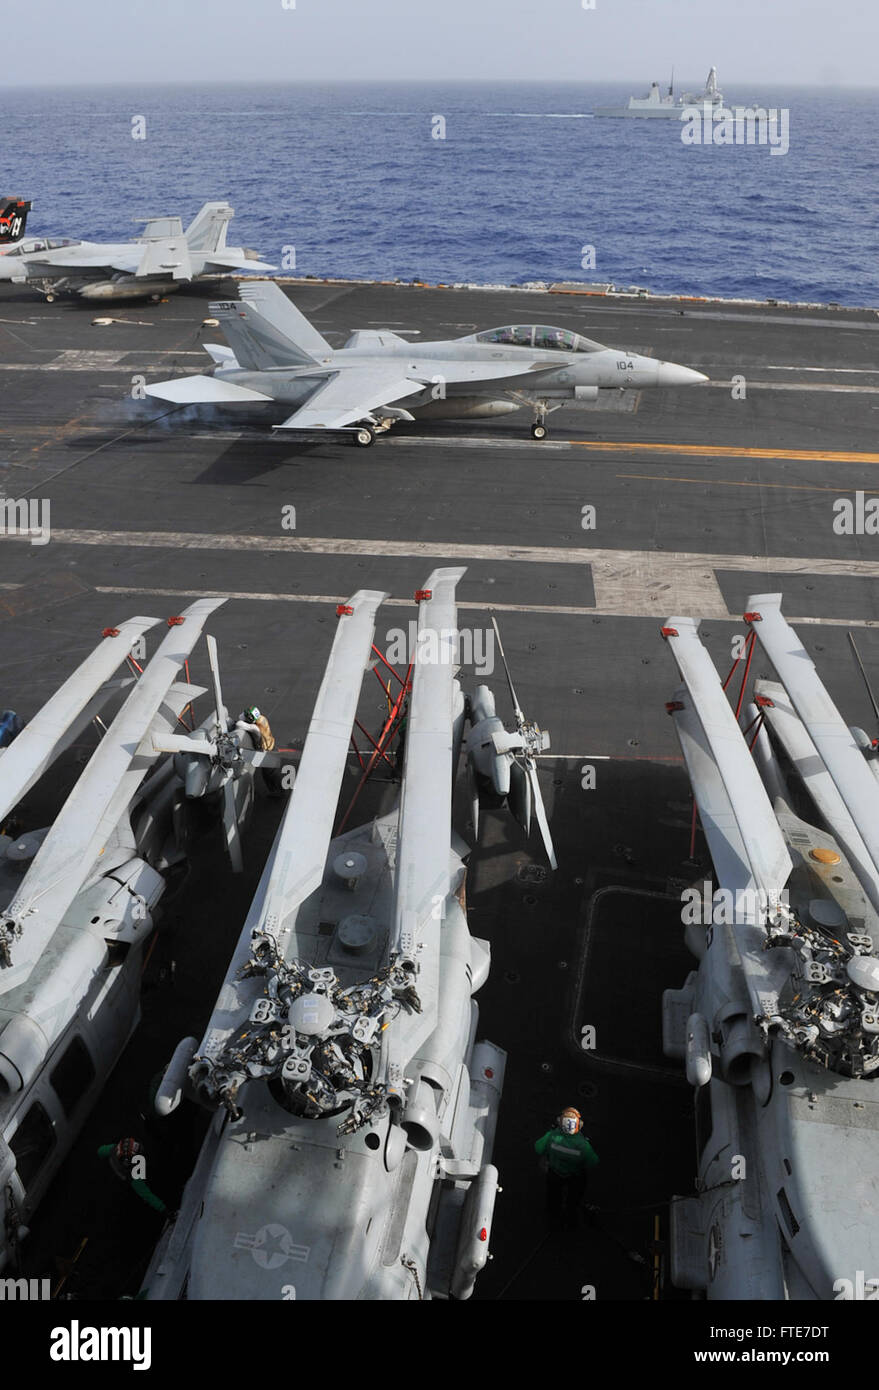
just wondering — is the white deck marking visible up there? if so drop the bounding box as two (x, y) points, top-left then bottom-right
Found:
(0, 526), (874, 624)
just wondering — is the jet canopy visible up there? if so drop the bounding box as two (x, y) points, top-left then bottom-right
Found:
(2, 238), (81, 256)
(471, 324), (605, 352)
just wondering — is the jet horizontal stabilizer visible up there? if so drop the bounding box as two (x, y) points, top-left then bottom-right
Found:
(200, 254), (277, 274)
(144, 375), (273, 404)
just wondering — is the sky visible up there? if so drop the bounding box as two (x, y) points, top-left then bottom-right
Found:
(4, 0), (876, 87)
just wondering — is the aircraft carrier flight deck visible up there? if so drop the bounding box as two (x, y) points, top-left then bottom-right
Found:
(1, 276), (878, 1301)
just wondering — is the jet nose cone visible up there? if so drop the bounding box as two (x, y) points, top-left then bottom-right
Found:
(655, 362), (709, 387)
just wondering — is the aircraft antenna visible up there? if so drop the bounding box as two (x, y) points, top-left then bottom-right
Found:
(491, 616), (524, 724)
(848, 632), (879, 729)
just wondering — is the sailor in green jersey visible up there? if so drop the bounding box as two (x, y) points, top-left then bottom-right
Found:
(97, 1138), (168, 1214)
(535, 1106), (599, 1229)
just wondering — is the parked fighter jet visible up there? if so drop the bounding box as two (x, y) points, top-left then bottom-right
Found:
(0, 201), (275, 302)
(661, 595), (879, 1299)
(0, 198), (32, 247)
(143, 281), (708, 443)
(0, 603), (277, 1272)
(142, 573), (534, 1300)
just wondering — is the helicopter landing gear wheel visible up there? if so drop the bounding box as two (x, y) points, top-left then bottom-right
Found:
(531, 423), (547, 440)
(352, 425), (375, 448)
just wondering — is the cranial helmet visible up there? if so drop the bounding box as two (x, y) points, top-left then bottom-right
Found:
(245, 706), (261, 722)
(559, 1107), (582, 1135)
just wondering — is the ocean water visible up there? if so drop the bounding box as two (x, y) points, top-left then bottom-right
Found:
(1, 81), (877, 306)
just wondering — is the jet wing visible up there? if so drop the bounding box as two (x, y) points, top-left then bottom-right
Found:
(22, 253), (140, 276)
(274, 368), (424, 431)
(20, 241), (192, 279)
(407, 358), (550, 384)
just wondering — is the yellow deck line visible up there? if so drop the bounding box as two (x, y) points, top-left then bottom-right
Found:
(573, 441), (879, 463)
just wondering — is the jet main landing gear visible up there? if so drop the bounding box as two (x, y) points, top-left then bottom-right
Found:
(531, 403), (549, 441)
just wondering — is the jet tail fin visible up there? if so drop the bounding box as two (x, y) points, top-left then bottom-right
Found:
(185, 201), (234, 254)
(0, 197), (32, 245)
(209, 282), (332, 371)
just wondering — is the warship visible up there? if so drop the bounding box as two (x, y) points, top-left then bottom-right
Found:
(594, 66), (726, 118)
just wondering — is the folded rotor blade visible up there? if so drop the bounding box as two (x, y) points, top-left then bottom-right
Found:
(262, 589), (389, 932)
(223, 778), (244, 874)
(491, 616), (524, 724)
(205, 634), (228, 733)
(663, 616), (792, 902)
(386, 569), (466, 1077)
(746, 593), (879, 909)
(0, 615), (159, 823)
(194, 590), (387, 1062)
(526, 758), (558, 870)
(151, 732), (215, 758)
(508, 757), (532, 836)
(1, 600), (224, 987)
(467, 758), (480, 843)
(392, 568), (466, 961)
(755, 677), (879, 913)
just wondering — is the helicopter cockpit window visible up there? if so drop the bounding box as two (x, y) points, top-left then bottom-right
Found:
(9, 1101), (56, 1190)
(50, 1035), (96, 1118)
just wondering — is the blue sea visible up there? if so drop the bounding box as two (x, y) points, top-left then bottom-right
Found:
(1, 82), (877, 306)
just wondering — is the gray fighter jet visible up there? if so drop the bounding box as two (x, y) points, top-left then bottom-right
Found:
(0, 201), (275, 302)
(141, 572), (545, 1300)
(661, 596), (879, 1299)
(143, 281), (708, 443)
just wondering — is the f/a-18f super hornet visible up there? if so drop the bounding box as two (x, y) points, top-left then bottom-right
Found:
(0, 201), (275, 302)
(0, 197), (32, 246)
(142, 571), (551, 1300)
(0, 602), (281, 1272)
(143, 280), (708, 444)
(661, 595), (879, 1299)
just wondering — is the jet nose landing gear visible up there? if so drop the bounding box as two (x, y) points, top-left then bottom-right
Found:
(531, 423), (547, 441)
